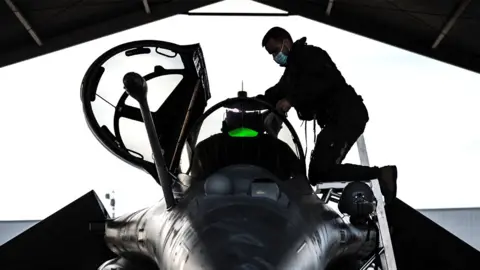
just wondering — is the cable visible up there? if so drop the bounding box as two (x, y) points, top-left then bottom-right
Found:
(359, 215), (382, 270)
(302, 120), (308, 158)
(95, 93), (116, 108)
(366, 217), (382, 270)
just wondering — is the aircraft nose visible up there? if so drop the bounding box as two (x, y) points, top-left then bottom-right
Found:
(233, 263), (262, 270)
(176, 201), (318, 270)
(218, 245), (276, 270)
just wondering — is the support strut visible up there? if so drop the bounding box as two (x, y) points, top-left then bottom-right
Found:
(432, 0), (471, 49)
(4, 0), (42, 46)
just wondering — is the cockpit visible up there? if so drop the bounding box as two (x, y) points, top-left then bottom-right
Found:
(183, 90), (305, 180)
(80, 39), (306, 197)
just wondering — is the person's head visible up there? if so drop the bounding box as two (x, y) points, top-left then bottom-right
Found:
(262, 27), (293, 66)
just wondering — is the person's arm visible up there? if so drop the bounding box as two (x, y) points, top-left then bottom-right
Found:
(256, 82), (281, 106)
(257, 83), (286, 137)
(256, 71), (292, 106)
(285, 46), (341, 107)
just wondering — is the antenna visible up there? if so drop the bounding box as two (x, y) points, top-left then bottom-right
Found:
(238, 80), (247, 98)
(105, 190), (116, 218)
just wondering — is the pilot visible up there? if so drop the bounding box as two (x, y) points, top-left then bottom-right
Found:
(257, 26), (397, 204)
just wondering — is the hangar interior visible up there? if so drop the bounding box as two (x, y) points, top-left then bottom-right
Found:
(1, 0), (479, 269)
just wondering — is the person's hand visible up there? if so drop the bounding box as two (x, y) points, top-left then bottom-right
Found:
(264, 112), (283, 137)
(276, 98), (292, 113)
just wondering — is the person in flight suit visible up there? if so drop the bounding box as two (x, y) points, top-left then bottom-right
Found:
(257, 26), (397, 204)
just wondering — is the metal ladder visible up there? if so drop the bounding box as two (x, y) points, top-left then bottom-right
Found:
(314, 134), (397, 270)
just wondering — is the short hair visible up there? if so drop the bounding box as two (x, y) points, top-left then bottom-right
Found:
(262, 27), (293, 47)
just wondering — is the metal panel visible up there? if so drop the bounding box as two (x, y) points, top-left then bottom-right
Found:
(0, 220), (38, 246)
(419, 208), (480, 251)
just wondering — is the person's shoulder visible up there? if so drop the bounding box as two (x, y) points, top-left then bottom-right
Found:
(294, 38), (326, 57)
(293, 45), (326, 67)
(304, 43), (327, 56)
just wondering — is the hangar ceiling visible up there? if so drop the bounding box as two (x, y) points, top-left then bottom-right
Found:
(0, 0), (478, 74)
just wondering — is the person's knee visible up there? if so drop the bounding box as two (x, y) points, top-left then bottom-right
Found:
(308, 159), (333, 184)
(308, 171), (329, 184)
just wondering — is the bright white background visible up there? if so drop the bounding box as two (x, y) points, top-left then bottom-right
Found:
(1, 0), (479, 220)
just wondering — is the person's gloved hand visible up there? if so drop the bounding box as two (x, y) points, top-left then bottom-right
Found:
(276, 98), (292, 113)
(264, 112), (283, 137)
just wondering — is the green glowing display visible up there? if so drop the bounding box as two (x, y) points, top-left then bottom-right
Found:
(228, 127), (258, 137)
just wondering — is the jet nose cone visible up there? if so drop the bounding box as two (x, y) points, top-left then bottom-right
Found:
(233, 263), (265, 270)
(177, 201), (320, 270)
(218, 248), (276, 270)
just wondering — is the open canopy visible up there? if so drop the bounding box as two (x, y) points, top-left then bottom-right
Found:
(1, 0), (479, 74)
(80, 39), (211, 183)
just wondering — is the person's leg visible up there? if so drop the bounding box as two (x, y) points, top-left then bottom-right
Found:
(308, 124), (397, 203)
(308, 124), (375, 182)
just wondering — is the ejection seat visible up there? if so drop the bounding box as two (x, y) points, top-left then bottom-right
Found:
(189, 133), (303, 180)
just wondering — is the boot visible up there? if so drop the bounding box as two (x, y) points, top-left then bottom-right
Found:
(378, 165), (397, 204)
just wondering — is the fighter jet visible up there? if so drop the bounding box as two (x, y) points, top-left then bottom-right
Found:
(1, 40), (479, 270)
(81, 39), (380, 270)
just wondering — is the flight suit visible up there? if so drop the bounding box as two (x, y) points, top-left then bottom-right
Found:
(258, 37), (380, 184)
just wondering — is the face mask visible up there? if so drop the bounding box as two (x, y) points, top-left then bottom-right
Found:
(274, 41), (288, 66)
(274, 52), (288, 66)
